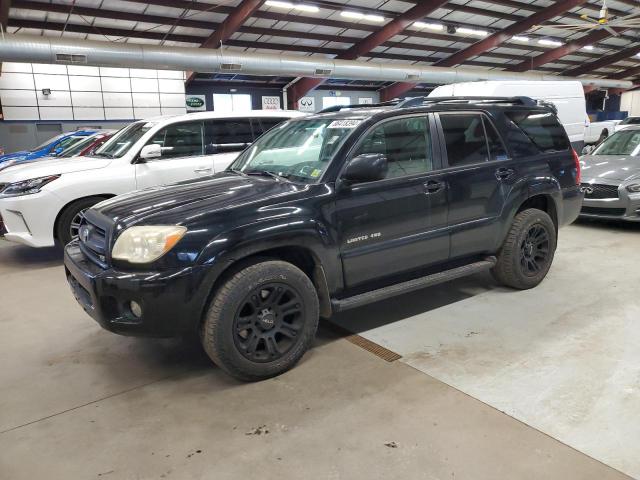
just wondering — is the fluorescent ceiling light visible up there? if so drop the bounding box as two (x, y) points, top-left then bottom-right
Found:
(265, 0), (319, 13)
(511, 36), (529, 42)
(340, 11), (385, 22)
(583, 45), (594, 50)
(457, 27), (489, 37)
(414, 21), (444, 31)
(538, 38), (563, 46)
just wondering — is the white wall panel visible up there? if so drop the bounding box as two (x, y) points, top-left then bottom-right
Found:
(103, 92), (133, 107)
(131, 77), (159, 93)
(2, 106), (40, 120)
(1, 62), (32, 73)
(159, 93), (185, 108)
(74, 107), (106, 120)
(161, 107), (187, 116)
(71, 91), (104, 107)
(39, 106), (74, 120)
(0, 72), (35, 89)
(100, 67), (130, 77)
(69, 75), (102, 92)
(101, 77), (131, 92)
(37, 90), (72, 107)
(34, 74), (70, 92)
(67, 65), (100, 76)
(32, 63), (68, 75)
(158, 70), (184, 79)
(130, 69), (158, 79)
(134, 107), (162, 119)
(158, 79), (185, 93)
(0, 89), (38, 106)
(105, 107), (134, 120)
(132, 92), (160, 107)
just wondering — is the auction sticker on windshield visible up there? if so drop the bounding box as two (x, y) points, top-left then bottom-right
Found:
(328, 120), (361, 129)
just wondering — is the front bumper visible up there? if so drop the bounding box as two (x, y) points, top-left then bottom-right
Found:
(0, 191), (61, 247)
(579, 185), (640, 222)
(64, 241), (212, 337)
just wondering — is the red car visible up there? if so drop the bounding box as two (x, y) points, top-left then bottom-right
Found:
(57, 130), (115, 158)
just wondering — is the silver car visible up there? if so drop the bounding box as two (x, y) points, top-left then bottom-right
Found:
(580, 125), (640, 222)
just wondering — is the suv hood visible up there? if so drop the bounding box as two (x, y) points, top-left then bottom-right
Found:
(0, 155), (111, 183)
(580, 154), (640, 182)
(95, 172), (308, 226)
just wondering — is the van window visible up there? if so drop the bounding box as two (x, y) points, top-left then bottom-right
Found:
(354, 116), (432, 179)
(147, 121), (204, 159)
(205, 119), (253, 154)
(440, 114), (489, 166)
(507, 111), (569, 153)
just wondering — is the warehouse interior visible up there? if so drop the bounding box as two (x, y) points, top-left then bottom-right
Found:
(1, 1), (640, 479)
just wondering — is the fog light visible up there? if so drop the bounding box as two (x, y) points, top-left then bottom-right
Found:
(130, 301), (143, 318)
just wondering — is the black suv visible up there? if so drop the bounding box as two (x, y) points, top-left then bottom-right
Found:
(64, 97), (582, 381)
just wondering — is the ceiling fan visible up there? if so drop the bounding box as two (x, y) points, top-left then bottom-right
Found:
(537, 0), (640, 37)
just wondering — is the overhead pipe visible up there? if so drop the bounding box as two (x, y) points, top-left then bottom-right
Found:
(0, 34), (632, 90)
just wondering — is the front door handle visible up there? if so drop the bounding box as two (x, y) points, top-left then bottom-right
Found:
(495, 167), (515, 181)
(194, 167), (213, 174)
(424, 180), (445, 194)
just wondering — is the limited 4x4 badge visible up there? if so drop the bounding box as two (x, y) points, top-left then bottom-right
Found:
(346, 232), (381, 244)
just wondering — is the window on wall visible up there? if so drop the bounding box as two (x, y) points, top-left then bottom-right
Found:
(213, 94), (252, 113)
(322, 96), (351, 109)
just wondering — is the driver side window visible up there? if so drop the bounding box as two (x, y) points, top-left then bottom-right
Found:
(353, 116), (432, 179)
(147, 121), (204, 160)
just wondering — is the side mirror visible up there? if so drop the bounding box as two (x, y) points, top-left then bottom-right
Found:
(582, 145), (595, 155)
(139, 143), (162, 161)
(342, 153), (388, 185)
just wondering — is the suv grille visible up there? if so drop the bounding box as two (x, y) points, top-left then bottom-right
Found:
(78, 217), (109, 268)
(581, 183), (620, 199)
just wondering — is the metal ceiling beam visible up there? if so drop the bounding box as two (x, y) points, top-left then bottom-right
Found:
(381, 0), (589, 101)
(509, 27), (631, 72)
(610, 65), (640, 80)
(186, 0), (264, 83)
(563, 44), (640, 77)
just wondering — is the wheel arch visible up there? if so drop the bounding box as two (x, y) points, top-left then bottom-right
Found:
(53, 194), (116, 240)
(516, 194), (558, 233)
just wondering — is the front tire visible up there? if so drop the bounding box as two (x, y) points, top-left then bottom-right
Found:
(492, 208), (557, 290)
(202, 260), (319, 381)
(55, 196), (107, 246)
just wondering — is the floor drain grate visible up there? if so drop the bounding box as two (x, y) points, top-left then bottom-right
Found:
(326, 322), (402, 362)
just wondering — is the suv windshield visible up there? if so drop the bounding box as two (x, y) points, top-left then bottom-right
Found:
(92, 122), (154, 158)
(228, 118), (359, 183)
(593, 129), (640, 156)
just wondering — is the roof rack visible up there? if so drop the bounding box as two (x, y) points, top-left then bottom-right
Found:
(316, 100), (397, 114)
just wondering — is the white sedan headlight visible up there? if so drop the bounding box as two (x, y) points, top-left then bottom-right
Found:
(0, 175), (60, 197)
(112, 226), (187, 264)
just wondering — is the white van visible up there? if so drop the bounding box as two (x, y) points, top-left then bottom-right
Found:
(0, 110), (304, 248)
(429, 81), (587, 149)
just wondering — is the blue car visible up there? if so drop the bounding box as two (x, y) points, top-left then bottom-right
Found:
(0, 130), (97, 165)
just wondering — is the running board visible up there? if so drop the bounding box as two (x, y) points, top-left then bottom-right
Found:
(331, 257), (497, 313)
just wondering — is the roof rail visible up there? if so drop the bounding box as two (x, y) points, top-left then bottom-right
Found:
(395, 96), (540, 109)
(317, 100), (397, 114)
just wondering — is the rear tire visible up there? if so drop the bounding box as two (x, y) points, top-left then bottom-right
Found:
(202, 260), (319, 381)
(492, 208), (556, 290)
(55, 196), (107, 246)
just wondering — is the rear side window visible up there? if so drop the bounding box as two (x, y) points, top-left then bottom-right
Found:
(205, 119), (253, 153)
(508, 111), (569, 153)
(440, 114), (488, 166)
(253, 117), (287, 136)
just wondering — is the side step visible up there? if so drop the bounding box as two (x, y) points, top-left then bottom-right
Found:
(331, 257), (497, 313)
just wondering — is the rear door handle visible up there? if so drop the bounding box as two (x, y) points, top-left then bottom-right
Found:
(194, 167), (213, 174)
(424, 180), (445, 194)
(495, 167), (515, 180)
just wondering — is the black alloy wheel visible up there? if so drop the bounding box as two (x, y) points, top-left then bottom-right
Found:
(233, 283), (305, 363)
(519, 224), (550, 276)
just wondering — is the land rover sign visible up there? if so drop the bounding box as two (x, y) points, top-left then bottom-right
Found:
(185, 95), (206, 111)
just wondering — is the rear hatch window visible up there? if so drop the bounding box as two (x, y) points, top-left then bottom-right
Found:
(507, 111), (569, 153)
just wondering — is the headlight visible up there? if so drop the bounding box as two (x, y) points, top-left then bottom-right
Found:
(112, 226), (187, 264)
(626, 184), (640, 193)
(0, 175), (60, 197)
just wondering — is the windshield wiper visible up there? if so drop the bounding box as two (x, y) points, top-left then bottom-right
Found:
(244, 170), (291, 182)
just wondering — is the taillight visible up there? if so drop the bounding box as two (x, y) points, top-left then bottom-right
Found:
(572, 149), (581, 185)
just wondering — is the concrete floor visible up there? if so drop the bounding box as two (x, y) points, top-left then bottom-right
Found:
(0, 226), (634, 480)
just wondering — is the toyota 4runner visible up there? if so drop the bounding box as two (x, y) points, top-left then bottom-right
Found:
(64, 96), (583, 381)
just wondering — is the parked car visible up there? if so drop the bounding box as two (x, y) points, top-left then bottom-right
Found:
(614, 116), (640, 132)
(429, 80), (616, 148)
(0, 130), (97, 165)
(0, 111), (304, 246)
(64, 96), (582, 381)
(580, 126), (640, 222)
(0, 131), (116, 172)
